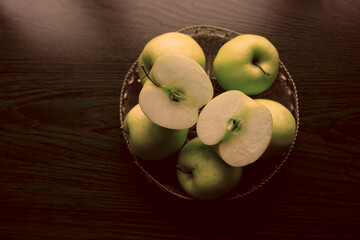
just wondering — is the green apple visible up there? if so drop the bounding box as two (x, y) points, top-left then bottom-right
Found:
(177, 137), (243, 200)
(123, 104), (188, 161)
(139, 54), (213, 130)
(138, 32), (205, 84)
(254, 99), (296, 159)
(196, 90), (273, 167)
(213, 34), (279, 95)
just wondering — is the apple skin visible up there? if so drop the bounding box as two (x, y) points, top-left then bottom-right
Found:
(213, 34), (279, 95)
(255, 99), (296, 159)
(123, 104), (188, 161)
(177, 137), (243, 200)
(138, 32), (205, 84)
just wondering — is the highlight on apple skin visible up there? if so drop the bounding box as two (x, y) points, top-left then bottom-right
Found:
(254, 99), (296, 160)
(213, 34), (279, 95)
(137, 32), (206, 85)
(196, 90), (273, 167)
(176, 137), (243, 200)
(123, 104), (188, 161)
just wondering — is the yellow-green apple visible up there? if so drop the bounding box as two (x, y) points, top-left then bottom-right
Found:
(139, 54), (213, 130)
(213, 34), (279, 95)
(138, 32), (205, 84)
(196, 90), (273, 167)
(176, 137), (243, 200)
(254, 99), (296, 159)
(123, 104), (188, 160)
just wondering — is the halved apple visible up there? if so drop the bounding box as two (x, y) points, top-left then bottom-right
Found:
(139, 54), (213, 130)
(196, 90), (273, 167)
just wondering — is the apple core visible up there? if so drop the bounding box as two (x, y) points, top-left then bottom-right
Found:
(227, 118), (242, 133)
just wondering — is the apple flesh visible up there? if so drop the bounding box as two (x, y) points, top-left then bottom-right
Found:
(213, 34), (279, 95)
(139, 54), (213, 130)
(138, 32), (205, 84)
(254, 99), (296, 159)
(196, 90), (273, 167)
(123, 104), (188, 161)
(177, 137), (243, 200)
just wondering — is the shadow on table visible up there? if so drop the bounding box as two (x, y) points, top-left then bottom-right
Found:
(150, 169), (285, 237)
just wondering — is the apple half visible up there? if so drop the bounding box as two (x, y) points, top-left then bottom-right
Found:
(196, 90), (273, 167)
(139, 54), (213, 130)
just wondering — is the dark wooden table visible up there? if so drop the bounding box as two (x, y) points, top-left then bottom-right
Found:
(1, 0), (359, 239)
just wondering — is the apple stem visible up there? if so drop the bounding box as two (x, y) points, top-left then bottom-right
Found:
(254, 63), (271, 77)
(141, 65), (161, 87)
(176, 165), (192, 176)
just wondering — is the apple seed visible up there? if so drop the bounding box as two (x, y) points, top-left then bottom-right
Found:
(227, 118), (242, 132)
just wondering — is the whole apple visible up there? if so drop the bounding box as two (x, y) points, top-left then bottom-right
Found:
(123, 104), (188, 161)
(255, 99), (296, 159)
(213, 34), (279, 95)
(177, 137), (243, 200)
(138, 32), (205, 84)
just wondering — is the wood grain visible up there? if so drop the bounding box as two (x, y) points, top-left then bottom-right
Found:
(1, 0), (360, 239)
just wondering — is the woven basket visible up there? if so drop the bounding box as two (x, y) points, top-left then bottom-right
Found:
(120, 25), (299, 201)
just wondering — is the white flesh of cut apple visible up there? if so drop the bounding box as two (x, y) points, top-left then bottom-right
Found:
(196, 90), (273, 167)
(139, 54), (213, 130)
